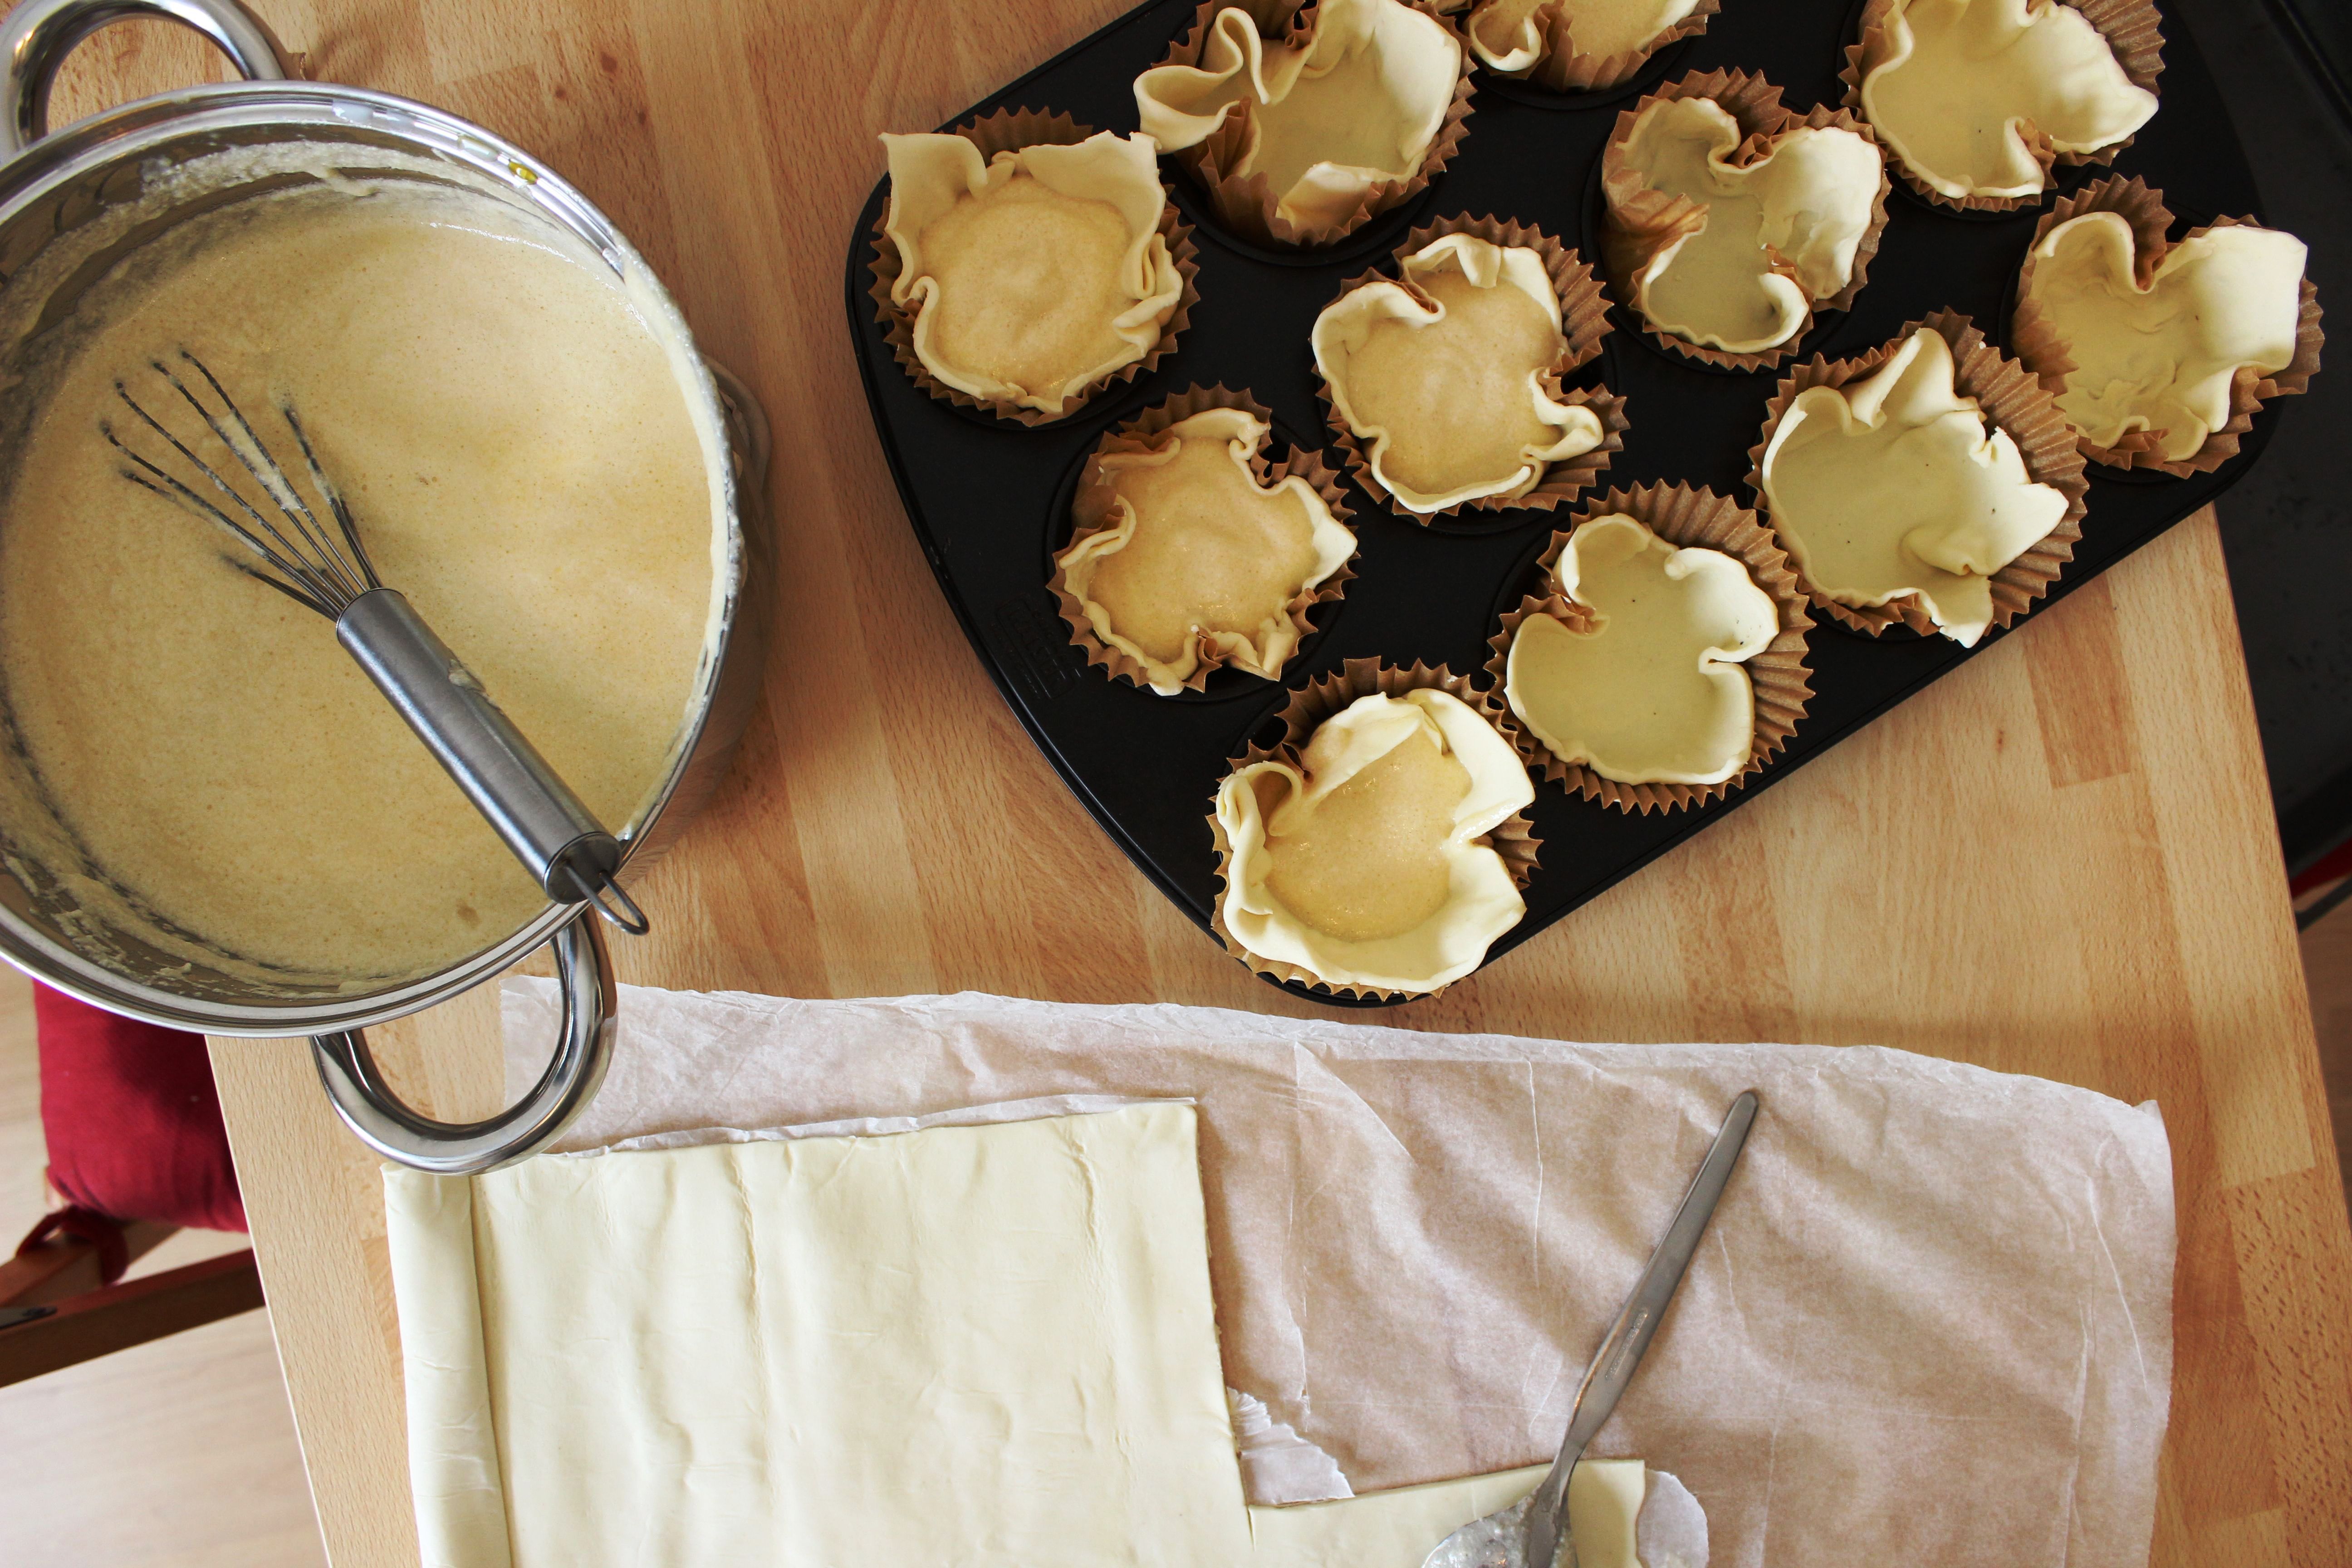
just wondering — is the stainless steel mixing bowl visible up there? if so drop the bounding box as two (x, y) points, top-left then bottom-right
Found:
(0, 0), (770, 1172)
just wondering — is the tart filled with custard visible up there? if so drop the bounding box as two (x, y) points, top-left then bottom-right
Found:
(877, 122), (1191, 420)
(1214, 668), (1535, 997)
(1053, 396), (1356, 695)
(1312, 223), (1621, 517)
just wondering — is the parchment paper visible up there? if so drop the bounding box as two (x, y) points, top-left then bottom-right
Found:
(507, 981), (2175, 1568)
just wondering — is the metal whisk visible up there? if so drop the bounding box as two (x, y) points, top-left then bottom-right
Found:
(103, 349), (649, 936)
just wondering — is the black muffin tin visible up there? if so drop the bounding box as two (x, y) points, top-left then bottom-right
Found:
(846, 0), (2283, 1006)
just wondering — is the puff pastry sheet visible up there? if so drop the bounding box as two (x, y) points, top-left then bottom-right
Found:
(386, 1103), (1671, 1568)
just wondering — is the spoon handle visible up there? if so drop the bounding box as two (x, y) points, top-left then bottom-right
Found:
(1523, 1090), (1759, 1568)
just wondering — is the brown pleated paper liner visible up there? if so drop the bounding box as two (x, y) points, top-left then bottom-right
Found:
(1475, 0), (1721, 93)
(1315, 213), (1627, 520)
(1840, 0), (2164, 213)
(867, 108), (1201, 427)
(1746, 310), (2087, 643)
(1601, 70), (1891, 371)
(1484, 482), (1814, 813)
(2010, 176), (2324, 476)
(1152, 0), (1476, 248)
(1206, 657), (1539, 1002)
(1048, 385), (1357, 695)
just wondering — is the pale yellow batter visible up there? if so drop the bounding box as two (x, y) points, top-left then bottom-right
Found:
(1348, 267), (1560, 496)
(916, 177), (1137, 402)
(0, 177), (722, 985)
(1263, 728), (1470, 944)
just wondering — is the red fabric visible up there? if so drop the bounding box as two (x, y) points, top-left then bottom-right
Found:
(2292, 838), (2352, 897)
(33, 983), (245, 1234)
(14, 1205), (131, 1285)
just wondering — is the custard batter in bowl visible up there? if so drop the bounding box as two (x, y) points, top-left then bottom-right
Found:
(0, 166), (728, 992)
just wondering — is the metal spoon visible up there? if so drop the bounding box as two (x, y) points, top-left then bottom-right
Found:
(1421, 1089), (1759, 1568)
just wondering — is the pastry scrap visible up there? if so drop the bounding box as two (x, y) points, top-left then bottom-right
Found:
(1251, 1458), (1696, 1568)
(1853, 0), (2159, 206)
(1216, 687), (1533, 996)
(1759, 328), (2073, 646)
(879, 129), (1185, 416)
(1504, 515), (1778, 785)
(2019, 202), (2314, 468)
(1455, 0), (1716, 90)
(1312, 232), (1607, 514)
(1135, 0), (1465, 243)
(1054, 406), (1356, 695)
(1605, 83), (1885, 358)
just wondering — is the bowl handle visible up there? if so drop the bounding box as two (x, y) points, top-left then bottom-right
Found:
(0, 0), (295, 156)
(309, 908), (617, 1175)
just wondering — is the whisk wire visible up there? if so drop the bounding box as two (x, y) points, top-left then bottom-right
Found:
(172, 353), (367, 604)
(106, 351), (372, 614)
(280, 402), (381, 594)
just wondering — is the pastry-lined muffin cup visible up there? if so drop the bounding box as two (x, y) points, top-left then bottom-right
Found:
(1841, 0), (2164, 214)
(1456, 0), (1721, 93)
(1137, 0), (1477, 248)
(1314, 213), (1627, 521)
(1601, 69), (1892, 372)
(1209, 657), (1539, 1002)
(1747, 309), (2087, 641)
(1049, 385), (1357, 695)
(2009, 176), (2324, 476)
(1486, 482), (1813, 813)
(868, 108), (1201, 426)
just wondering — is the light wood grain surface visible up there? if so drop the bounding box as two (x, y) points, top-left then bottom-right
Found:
(37, 3), (2347, 1565)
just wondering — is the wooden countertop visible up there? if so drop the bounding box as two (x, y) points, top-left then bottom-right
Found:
(49, 3), (2347, 1564)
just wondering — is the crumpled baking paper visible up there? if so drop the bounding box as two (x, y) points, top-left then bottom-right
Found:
(506, 982), (2174, 1568)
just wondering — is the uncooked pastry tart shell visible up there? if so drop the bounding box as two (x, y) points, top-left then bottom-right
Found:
(1317, 213), (1627, 520)
(868, 108), (1202, 427)
(1841, 0), (2166, 215)
(1146, 0), (1478, 248)
(1486, 482), (1814, 813)
(1208, 657), (1539, 1002)
(2009, 176), (2324, 476)
(1748, 309), (2088, 640)
(1602, 69), (1892, 372)
(1049, 384), (1357, 694)
(1466, 0), (1721, 93)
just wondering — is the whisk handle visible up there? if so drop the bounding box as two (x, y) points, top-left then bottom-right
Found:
(336, 588), (643, 930)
